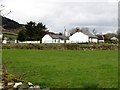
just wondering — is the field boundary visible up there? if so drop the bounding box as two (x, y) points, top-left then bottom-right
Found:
(2, 43), (118, 50)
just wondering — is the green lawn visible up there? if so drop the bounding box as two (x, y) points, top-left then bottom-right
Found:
(2, 49), (118, 88)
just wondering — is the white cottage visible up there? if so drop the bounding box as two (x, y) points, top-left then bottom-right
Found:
(69, 30), (98, 43)
(42, 33), (69, 43)
(111, 37), (118, 41)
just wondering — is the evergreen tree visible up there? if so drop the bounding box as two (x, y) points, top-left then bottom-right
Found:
(17, 21), (48, 42)
(17, 29), (26, 41)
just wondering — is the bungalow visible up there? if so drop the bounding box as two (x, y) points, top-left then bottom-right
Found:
(69, 30), (98, 43)
(42, 33), (69, 43)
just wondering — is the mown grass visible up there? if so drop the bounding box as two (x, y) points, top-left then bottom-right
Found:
(2, 49), (118, 88)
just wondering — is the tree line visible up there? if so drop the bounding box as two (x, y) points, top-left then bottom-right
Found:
(17, 21), (48, 43)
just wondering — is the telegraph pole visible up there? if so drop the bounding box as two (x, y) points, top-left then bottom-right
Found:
(0, 4), (3, 83)
(64, 26), (66, 43)
(0, 4), (11, 44)
(0, 4), (4, 45)
(0, 5), (4, 34)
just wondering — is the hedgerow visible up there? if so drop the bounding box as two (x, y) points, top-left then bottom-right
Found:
(2, 43), (118, 50)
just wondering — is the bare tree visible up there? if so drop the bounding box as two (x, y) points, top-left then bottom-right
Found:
(92, 28), (97, 35)
(0, 4), (4, 14)
(0, 4), (11, 16)
(69, 27), (81, 35)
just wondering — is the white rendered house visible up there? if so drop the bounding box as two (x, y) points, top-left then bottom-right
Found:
(69, 30), (98, 43)
(42, 33), (69, 43)
(69, 32), (89, 43)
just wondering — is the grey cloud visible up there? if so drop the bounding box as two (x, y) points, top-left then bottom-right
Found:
(3, 0), (118, 33)
(39, 2), (117, 33)
(0, 0), (5, 3)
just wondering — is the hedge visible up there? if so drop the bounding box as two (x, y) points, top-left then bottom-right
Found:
(2, 43), (118, 50)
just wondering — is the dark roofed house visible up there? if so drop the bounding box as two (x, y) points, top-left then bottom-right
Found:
(81, 30), (98, 43)
(97, 35), (104, 43)
(42, 33), (69, 43)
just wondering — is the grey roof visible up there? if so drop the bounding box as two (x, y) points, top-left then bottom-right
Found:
(81, 30), (97, 38)
(49, 34), (69, 40)
(97, 35), (104, 40)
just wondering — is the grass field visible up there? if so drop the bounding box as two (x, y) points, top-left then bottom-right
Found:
(3, 32), (18, 40)
(2, 49), (118, 88)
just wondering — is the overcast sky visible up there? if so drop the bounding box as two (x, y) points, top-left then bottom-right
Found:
(0, 0), (119, 34)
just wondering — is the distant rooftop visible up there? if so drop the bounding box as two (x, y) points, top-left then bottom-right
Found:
(81, 30), (97, 38)
(49, 33), (69, 40)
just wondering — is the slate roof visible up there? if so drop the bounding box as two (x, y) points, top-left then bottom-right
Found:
(49, 34), (69, 40)
(96, 35), (105, 40)
(81, 30), (97, 38)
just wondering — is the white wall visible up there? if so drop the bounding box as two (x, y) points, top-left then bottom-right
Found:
(3, 40), (7, 44)
(19, 41), (40, 43)
(98, 40), (104, 43)
(60, 40), (65, 43)
(42, 34), (53, 43)
(0, 34), (3, 39)
(90, 38), (98, 43)
(69, 32), (89, 43)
